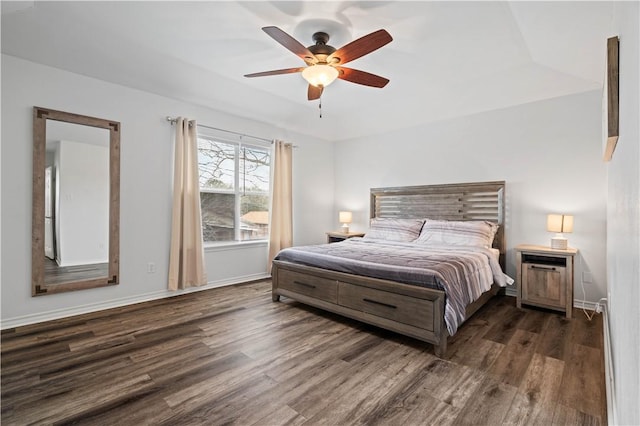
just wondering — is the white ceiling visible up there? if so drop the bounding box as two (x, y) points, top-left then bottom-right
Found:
(1, 1), (615, 142)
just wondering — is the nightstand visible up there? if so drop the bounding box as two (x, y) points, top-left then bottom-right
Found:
(326, 231), (365, 243)
(515, 244), (578, 318)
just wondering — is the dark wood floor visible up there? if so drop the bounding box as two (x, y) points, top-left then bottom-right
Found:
(1, 280), (606, 425)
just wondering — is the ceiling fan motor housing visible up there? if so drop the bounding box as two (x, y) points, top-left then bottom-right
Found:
(308, 32), (336, 61)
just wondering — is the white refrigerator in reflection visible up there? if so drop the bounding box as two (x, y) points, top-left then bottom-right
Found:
(44, 166), (55, 260)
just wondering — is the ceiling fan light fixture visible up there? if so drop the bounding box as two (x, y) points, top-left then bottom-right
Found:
(302, 64), (339, 87)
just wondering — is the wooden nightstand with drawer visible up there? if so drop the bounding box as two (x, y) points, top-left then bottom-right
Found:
(515, 244), (578, 318)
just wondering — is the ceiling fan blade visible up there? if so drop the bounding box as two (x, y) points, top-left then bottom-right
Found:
(262, 26), (318, 64)
(336, 67), (389, 88)
(244, 67), (305, 78)
(328, 29), (392, 65)
(308, 84), (323, 101)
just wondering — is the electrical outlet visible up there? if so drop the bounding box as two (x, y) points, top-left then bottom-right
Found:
(147, 262), (156, 273)
(582, 271), (593, 283)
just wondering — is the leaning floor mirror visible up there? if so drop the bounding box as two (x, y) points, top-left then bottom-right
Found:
(32, 107), (120, 296)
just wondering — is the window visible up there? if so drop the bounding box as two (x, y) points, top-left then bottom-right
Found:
(198, 134), (271, 243)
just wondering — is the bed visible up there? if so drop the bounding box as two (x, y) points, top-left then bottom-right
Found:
(271, 181), (507, 357)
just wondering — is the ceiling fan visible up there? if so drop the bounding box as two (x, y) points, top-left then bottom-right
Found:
(245, 26), (393, 101)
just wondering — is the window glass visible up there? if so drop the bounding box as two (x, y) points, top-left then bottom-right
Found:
(198, 136), (270, 242)
(240, 146), (270, 241)
(198, 138), (235, 190)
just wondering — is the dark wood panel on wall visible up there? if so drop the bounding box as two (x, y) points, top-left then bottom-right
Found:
(1, 280), (606, 425)
(603, 35), (619, 162)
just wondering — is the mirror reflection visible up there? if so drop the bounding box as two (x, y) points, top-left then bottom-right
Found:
(44, 121), (110, 285)
(32, 107), (120, 296)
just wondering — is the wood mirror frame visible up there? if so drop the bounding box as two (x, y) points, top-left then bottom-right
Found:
(32, 107), (120, 296)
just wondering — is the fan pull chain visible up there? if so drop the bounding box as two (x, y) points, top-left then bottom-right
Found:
(319, 98), (322, 118)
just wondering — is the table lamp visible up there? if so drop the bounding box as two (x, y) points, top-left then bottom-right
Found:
(547, 214), (574, 249)
(339, 211), (352, 234)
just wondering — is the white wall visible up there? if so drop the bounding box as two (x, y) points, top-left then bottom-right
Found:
(334, 90), (608, 305)
(608, 3), (639, 424)
(1, 54), (334, 327)
(56, 140), (109, 266)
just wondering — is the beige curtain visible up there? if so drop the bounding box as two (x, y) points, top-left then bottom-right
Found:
(268, 140), (293, 272)
(168, 117), (207, 290)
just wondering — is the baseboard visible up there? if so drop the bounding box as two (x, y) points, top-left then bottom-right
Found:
(601, 302), (616, 426)
(573, 299), (600, 311)
(0, 272), (270, 330)
(481, 288), (600, 312)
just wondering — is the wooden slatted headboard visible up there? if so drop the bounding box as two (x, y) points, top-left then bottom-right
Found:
(370, 181), (506, 269)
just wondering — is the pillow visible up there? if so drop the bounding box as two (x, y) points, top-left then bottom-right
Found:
(363, 218), (425, 242)
(415, 219), (498, 248)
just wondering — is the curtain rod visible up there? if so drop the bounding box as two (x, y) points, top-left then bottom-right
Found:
(166, 116), (272, 144)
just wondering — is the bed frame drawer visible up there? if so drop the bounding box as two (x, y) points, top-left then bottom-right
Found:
(338, 282), (434, 331)
(277, 269), (338, 303)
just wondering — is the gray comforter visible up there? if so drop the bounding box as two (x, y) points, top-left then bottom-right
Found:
(275, 238), (509, 335)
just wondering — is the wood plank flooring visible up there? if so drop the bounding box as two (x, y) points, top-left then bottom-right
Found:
(1, 280), (606, 425)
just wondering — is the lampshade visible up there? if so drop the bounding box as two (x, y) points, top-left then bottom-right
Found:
(547, 214), (574, 233)
(547, 214), (574, 249)
(302, 64), (339, 87)
(339, 211), (353, 224)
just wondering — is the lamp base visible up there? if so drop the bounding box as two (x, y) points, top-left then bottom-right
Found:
(341, 224), (350, 234)
(551, 237), (568, 250)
